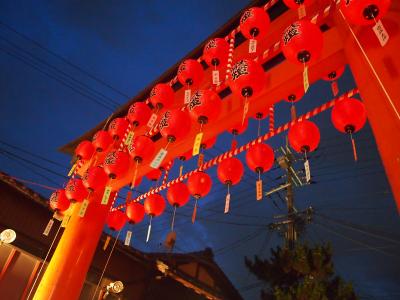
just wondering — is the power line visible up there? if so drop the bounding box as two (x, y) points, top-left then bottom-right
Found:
(0, 20), (130, 99)
(0, 35), (121, 108)
(0, 45), (115, 111)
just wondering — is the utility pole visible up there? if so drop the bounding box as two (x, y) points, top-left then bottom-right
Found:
(267, 145), (312, 250)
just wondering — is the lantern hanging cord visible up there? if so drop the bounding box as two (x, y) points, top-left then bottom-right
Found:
(27, 222), (63, 300)
(91, 229), (122, 300)
(112, 88), (359, 210)
(171, 205), (177, 231)
(338, 9), (400, 121)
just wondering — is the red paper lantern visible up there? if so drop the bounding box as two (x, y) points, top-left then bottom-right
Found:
(281, 20), (323, 65)
(229, 119), (249, 135)
(107, 210), (127, 231)
(331, 97), (367, 134)
(159, 109), (192, 142)
(150, 83), (175, 110)
(203, 38), (230, 67)
(284, 87), (305, 103)
(200, 136), (217, 150)
(127, 102), (152, 127)
(340, 0), (391, 26)
(49, 189), (70, 212)
(127, 135), (155, 163)
(65, 178), (88, 203)
(144, 194), (166, 217)
(217, 157), (244, 186)
(146, 168), (162, 181)
(323, 66), (346, 81)
(229, 59), (265, 98)
(188, 90), (222, 124)
(103, 150), (130, 179)
(177, 59), (204, 87)
(92, 130), (113, 152)
(283, 0), (314, 10)
(240, 7), (270, 40)
(126, 202), (145, 224)
(288, 120), (320, 153)
(82, 166), (108, 192)
(108, 118), (129, 141)
(246, 143), (275, 173)
(75, 140), (95, 160)
(167, 182), (190, 207)
(187, 172), (212, 198)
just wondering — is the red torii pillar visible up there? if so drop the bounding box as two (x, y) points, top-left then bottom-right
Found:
(334, 3), (400, 211)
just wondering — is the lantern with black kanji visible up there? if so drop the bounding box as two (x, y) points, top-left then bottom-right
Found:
(281, 20), (323, 93)
(150, 83), (175, 112)
(240, 7), (270, 53)
(331, 97), (367, 161)
(92, 130), (113, 153)
(229, 59), (265, 124)
(187, 171), (212, 223)
(144, 194), (166, 242)
(127, 102), (152, 135)
(103, 150), (130, 180)
(188, 90), (221, 156)
(49, 189), (71, 212)
(108, 117), (130, 142)
(203, 38), (229, 85)
(65, 178), (88, 203)
(177, 59), (204, 104)
(217, 157), (244, 214)
(75, 140), (95, 161)
(82, 166), (108, 192)
(159, 109), (192, 146)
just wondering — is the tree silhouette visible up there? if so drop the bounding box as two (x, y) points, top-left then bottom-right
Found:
(245, 243), (358, 300)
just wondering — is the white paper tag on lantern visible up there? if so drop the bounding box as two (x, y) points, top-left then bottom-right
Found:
(331, 81), (339, 96)
(150, 148), (168, 169)
(256, 180), (263, 201)
(124, 131), (135, 146)
(43, 219), (54, 236)
(101, 186), (112, 205)
(212, 70), (220, 85)
(184, 89), (191, 104)
(68, 163), (77, 177)
(147, 113), (158, 128)
(249, 39), (257, 53)
(373, 20), (389, 47)
(146, 223), (152, 243)
(303, 66), (309, 93)
(298, 5), (306, 19)
(192, 132), (204, 156)
(304, 160), (311, 183)
(103, 235), (111, 251)
(78, 199), (90, 217)
(124, 230), (132, 246)
(61, 215), (70, 228)
(224, 193), (231, 214)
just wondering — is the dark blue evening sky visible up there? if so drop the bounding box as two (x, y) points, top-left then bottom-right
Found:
(0, 1), (399, 299)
